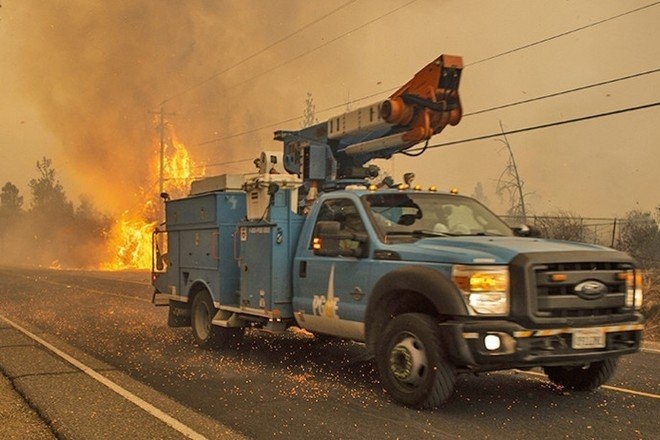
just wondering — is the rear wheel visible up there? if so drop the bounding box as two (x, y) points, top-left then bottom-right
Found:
(375, 313), (456, 408)
(543, 358), (618, 391)
(191, 290), (243, 349)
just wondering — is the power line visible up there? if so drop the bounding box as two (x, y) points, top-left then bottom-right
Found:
(420, 101), (660, 151)
(199, 101), (660, 170)
(194, 0), (419, 145)
(196, 86), (391, 147)
(194, 0), (419, 102)
(466, 1), (659, 67)
(174, 0), (419, 148)
(192, 2), (657, 150)
(194, 158), (253, 169)
(331, 3), (659, 106)
(196, 68), (658, 146)
(464, 68), (660, 116)
(197, 114), (301, 146)
(160, 0), (358, 105)
(321, 1), (660, 111)
(164, 0), (417, 107)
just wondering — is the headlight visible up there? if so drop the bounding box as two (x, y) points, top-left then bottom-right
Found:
(623, 269), (644, 310)
(452, 265), (509, 315)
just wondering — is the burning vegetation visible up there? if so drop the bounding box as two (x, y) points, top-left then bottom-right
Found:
(0, 123), (202, 270)
(2, 2), (280, 271)
(101, 122), (202, 271)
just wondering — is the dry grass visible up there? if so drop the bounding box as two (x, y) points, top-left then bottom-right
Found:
(642, 268), (659, 342)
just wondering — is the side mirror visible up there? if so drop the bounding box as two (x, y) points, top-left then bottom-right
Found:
(513, 224), (541, 237)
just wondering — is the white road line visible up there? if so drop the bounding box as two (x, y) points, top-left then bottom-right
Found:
(512, 369), (660, 399)
(0, 315), (208, 440)
(642, 346), (660, 355)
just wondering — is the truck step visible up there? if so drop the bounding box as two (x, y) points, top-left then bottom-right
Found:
(261, 320), (287, 334)
(211, 312), (245, 328)
(151, 292), (170, 307)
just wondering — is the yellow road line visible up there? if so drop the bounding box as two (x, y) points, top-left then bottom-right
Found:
(512, 369), (660, 399)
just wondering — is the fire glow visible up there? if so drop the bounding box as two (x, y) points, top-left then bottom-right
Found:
(102, 124), (202, 270)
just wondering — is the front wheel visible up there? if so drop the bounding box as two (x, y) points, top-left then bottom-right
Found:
(375, 313), (456, 408)
(191, 290), (243, 349)
(543, 358), (618, 391)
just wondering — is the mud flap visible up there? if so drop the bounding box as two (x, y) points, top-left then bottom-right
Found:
(168, 300), (192, 327)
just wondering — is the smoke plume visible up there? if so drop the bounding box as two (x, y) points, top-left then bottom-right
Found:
(13, 0), (291, 212)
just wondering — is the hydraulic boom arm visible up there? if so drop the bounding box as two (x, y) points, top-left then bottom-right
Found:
(275, 54), (463, 184)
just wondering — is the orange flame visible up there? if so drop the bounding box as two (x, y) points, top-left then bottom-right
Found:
(101, 122), (203, 270)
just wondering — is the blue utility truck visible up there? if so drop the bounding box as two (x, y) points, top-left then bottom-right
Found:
(152, 55), (644, 408)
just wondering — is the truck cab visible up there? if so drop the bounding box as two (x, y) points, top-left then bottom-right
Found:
(290, 187), (643, 405)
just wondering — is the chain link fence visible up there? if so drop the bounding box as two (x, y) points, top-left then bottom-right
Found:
(500, 215), (624, 246)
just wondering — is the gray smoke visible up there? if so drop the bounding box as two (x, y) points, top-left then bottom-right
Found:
(13, 0), (297, 212)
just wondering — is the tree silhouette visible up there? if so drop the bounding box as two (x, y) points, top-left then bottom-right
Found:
(29, 157), (73, 217)
(533, 211), (586, 242)
(471, 182), (490, 206)
(0, 182), (25, 254)
(0, 182), (23, 214)
(617, 209), (660, 269)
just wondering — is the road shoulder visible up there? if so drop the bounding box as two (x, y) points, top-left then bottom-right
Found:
(0, 371), (56, 440)
(0, 315), (245, 440)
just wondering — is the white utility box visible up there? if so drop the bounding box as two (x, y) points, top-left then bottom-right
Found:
(189, 174), (244, 195)
(244, 174), (302, 219)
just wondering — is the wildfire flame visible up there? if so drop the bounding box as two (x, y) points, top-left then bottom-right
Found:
(101, 122), (203, 270)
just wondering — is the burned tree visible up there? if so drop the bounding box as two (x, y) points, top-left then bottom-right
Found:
(301, 92), (319, 128)
(495, 121), (528, 223)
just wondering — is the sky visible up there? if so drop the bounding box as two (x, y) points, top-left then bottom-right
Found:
(0, 0), (658, 218)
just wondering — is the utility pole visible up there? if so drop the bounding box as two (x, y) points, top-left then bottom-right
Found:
(149, 105), (175, 196)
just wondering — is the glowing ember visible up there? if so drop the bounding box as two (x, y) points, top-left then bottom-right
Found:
(101, 122), (203, 270)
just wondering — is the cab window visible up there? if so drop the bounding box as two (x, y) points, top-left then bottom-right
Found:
(312, 199), (367, 251)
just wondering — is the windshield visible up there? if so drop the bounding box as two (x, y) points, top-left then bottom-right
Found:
(363, 192), (513, 240)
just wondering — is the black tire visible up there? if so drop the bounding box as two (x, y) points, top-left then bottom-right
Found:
(191, 290), (243, 349)
(375, 313), (456, 408)
(543, 358), (618, 391)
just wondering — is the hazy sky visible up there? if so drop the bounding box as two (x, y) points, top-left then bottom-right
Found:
(0, 0), (658, 218)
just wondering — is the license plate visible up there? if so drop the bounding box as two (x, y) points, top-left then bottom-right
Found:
(572, 328), (606, 349)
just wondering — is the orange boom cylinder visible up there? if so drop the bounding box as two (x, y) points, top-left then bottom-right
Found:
(381, 54), (463, 143)
(337, 54), (463, 158)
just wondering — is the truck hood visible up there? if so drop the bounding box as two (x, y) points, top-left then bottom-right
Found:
(387, 236), (615, 265)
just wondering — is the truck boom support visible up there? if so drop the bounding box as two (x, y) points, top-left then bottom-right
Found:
(277, 54), (463, 183)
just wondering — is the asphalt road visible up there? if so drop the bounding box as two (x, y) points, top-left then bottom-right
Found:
(0, 266), (658, 439)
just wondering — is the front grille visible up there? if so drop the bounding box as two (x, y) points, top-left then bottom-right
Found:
(532, 261), (629, 318)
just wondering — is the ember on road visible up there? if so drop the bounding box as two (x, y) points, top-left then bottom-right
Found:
(0, 266), (658, 439)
